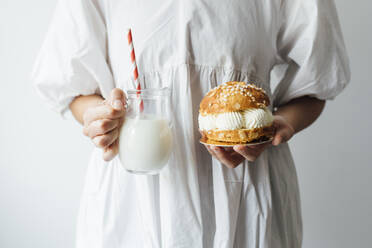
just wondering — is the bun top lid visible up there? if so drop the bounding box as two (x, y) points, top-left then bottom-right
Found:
(199, 81), (270, 116)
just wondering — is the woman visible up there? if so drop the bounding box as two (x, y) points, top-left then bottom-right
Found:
(32, 0), (350, 247)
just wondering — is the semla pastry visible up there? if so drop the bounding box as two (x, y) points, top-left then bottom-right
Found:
(199, 81), (275, 145)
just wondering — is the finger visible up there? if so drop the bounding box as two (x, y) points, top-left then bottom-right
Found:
(84, 104), (125, 125)
(272, 133), (283, 146)
(205, 146), (241, 160)
(272, 129), (292, 146)
(103, 139), (119, 161)
(92, 128), (120, 149)
(229, 151), (241, 156)
(205, 145), (243, 168)
(109, 88), (126, 110)
(83, 119), (120, 138)
(223, 147), (235, 152)
(221, 147), (241, 156)
(205, 145), (217, 156)
(110, 88), (126, 102)
(212, 146), (244, 168)
(233, 146), (258, 161)
(233, 144), (269, 162)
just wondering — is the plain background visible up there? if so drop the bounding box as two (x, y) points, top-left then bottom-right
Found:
(0, 0), (371, 247)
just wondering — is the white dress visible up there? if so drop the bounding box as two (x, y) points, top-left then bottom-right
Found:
(32, 0), (350, 247)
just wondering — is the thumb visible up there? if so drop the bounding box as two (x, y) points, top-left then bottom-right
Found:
(272, 133), (283, 146)
(272, 127), (291, 146)
(109, 88), (126, 110)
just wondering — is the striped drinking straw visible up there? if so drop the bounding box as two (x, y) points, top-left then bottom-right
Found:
(126, 28), (144, 112)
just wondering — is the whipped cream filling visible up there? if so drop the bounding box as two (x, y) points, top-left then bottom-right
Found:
(198, 108), (274, 131)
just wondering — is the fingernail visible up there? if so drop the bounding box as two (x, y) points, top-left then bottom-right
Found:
(113, 100), (123, 110)
(235, 145), (243, 150)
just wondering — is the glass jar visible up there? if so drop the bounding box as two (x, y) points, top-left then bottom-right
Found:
(118, 87), (173, 175)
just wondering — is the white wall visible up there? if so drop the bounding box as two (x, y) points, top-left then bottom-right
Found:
(0, 1), (90, 247)
(0, 1), (371, 248)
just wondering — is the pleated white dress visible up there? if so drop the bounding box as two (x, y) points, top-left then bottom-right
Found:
(32, 0), (350, 247)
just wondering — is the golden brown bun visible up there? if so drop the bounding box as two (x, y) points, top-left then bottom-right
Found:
(201, 125), (275, 145)
(199, 81), (270, 116)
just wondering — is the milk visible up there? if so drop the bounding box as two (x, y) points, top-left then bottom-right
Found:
(118, 116), (173, 174)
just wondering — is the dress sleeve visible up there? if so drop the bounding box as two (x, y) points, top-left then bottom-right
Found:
(272, 0), (351, 107)
(31, 0), (114, 117)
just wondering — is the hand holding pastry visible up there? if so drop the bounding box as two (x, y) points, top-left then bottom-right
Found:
(204, 115), (295, 168)
(199, 81), (289, 168)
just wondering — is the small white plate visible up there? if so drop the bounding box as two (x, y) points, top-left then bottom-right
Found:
(200, 137), (273, 147)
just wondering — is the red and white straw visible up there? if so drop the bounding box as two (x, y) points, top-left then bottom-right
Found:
(126, 28), (144, 112)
